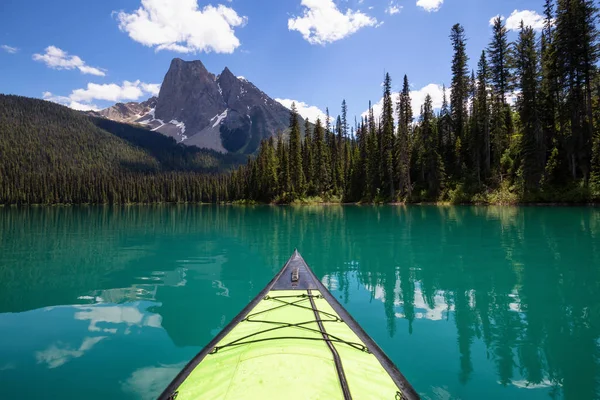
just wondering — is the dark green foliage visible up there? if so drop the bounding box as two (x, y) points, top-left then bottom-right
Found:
(515, 22), (544, 190)
(396, 75), (413, 199)
(450, 23), (470, 178)
(0, 95), (245, 205)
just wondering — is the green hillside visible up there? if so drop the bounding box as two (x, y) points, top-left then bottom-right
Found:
(0, 95), (243, 204)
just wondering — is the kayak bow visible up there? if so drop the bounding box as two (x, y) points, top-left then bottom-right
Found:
(159, 250), (419, 400)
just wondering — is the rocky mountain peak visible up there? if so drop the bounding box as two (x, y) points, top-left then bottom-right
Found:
(96, 58), (296, 155)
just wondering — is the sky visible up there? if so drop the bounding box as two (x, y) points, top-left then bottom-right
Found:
(0, 0), (548, 124)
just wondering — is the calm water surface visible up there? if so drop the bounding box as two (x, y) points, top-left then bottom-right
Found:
(0, 205), (599, 399)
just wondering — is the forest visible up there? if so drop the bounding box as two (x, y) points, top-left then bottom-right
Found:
(0, 0), (598, 205)
(232, 0), (600, 204)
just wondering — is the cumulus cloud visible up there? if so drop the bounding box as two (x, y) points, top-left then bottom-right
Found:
(1, 45), (19, 54)
(502, 10), (546, 31)
(363, 83), (448, 121)
(36, 337), (106, 369)
(386, 2), (402, 15)
(416, 0), (444, 12)
(42, 80), (160, 111)
(116, 0), (247, 54)
(276, 98), (328, 123)
(288, 0), (378, 45)
(43, 92), (100, 112)
(33, 46), (106, 76)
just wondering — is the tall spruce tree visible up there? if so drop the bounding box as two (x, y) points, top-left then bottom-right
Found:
(421, 94), (444, 195)
(288, 103), (304, 196)
(475, 51), (491, 180)
(397, 75), (413, 199)
(555, 0), (599, 181)
(303, 118), (314, 193)
(382, 73), (396, 198)
(450, 23), (470, 177)
(488, 16), (513, 174)
(516, 22), (543, 190)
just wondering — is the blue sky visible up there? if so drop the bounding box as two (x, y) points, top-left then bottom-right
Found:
(0, 0), (547, 122)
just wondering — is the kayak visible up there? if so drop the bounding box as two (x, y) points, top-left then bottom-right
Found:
(159, 250), (419, 400)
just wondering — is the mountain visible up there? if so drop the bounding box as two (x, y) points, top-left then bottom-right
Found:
(95, 58), (294, 154)
(89, 97), (158, 123)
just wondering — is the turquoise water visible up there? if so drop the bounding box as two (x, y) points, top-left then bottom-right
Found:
(0, 205), (599, 399)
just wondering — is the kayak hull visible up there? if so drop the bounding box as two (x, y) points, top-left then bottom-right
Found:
(159, 251), (419, 400)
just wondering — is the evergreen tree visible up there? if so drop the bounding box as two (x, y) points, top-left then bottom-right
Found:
(397, 74), (413, 198)
(476, 51), (492, 180)
(288, 103), (304, 196)
(421, 94), (444, 195)
(303, 118), (314, 193)
(450, 23), (470, 177)
(554, 0), (599, 181)
(382, 73), (396, 198)
(516, 22), (543, 190)
(488, 16), (514, 174)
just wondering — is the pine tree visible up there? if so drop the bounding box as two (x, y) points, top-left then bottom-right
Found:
(450, 23), (470, 178)
(421, 94), (444, 195)
(475, 51), (491, 180)
(303, 118), (314, 194)
(288, 103), (304, 197)
(367, 101), (381, 198)
(438, 85), (453, 175)
(516, 22), (543, 190)
(555, 0), (599, 181)
(540, 0), (557, 177)
(397, 75), (413, 198)
(382, 73), (396, 198)
(488, 16), (514, 176)
(313, 118), (330, 194)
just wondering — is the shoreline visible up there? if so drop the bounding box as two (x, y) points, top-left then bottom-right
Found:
(1, 201), (599, 207)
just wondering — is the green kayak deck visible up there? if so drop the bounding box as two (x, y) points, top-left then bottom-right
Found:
(159, 251), (418, 400)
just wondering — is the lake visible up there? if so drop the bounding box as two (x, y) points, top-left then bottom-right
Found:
(0, 205), (598, 399)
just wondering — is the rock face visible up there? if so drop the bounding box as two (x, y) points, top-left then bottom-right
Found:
(95, 58), (294, 154)
(91, 97), (157, 123)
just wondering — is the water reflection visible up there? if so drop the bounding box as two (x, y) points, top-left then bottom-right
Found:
(0, 205), (598, 399)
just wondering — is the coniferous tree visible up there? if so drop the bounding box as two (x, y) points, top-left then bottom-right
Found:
(303, 118), (314, 194)
(555, 0), (599, 181)
(289, 103), (304, 196)
(476, 51), (492, 180)
(397, 75), (413, 198)
(382, 73), (396, 198)
(421, 94), (444, 195)
(516, 22), (543, 190)
(488, 16), (514, 175)
(450, 23), (470, 177)
(438, 85), (453, 174)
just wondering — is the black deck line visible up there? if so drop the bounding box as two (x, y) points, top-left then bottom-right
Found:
(307, 288), (352, 400)
(157, 250), (420, 400)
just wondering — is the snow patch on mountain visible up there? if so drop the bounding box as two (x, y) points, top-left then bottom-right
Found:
(211, 109), (228, 128)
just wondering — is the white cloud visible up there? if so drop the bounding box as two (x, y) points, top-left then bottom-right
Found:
(504, 10), (546, 31)
(43, 92), (100, 112)
(363, 83), (448, 121)
(116, 0), (247, 54)
(1, 45), (19, 54)
(141, 83), (161, 96)
(35, 337), (106, 369)
(42, 80), (159, 111)
(288, 0), (378, 45)
(386, 5), (402, 15)
(416, 0), (443, 12)
(276, 98), (328, 123)
(122, 364), (185, 400)
(33, 46), (106, 76)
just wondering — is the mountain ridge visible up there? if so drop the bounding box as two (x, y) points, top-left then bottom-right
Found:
(93, 58), (296, 154)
